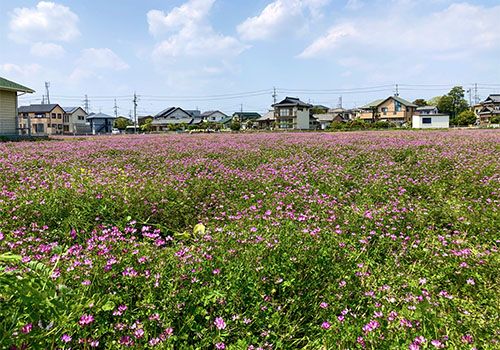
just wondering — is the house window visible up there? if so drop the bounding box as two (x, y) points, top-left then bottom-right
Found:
(57, 113), (62, 119)
(35, 113), (44, 118)
(35, 124), (44, 133)
(382, 107), (388, 115)
(78, 116), (85, 121)
(279, 109), (290, 117)
(63, 115), (69, 123)
(395, 101), (401, 113)
(422, 117), (432, 124)
(51, 113), (56, 118)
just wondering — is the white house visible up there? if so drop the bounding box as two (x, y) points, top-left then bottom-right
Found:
(412, 114), (449, 129)
(63, 106), (89, 134)
(201, 110), (228, 123)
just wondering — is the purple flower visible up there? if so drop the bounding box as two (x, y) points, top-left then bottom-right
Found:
(215, 342), (226, 349)
(79, 314), (95, 326)
(61, 334), (72, 343)
(214, 317), (226, 330)
(321, 321), (331, 330)
(320, 302), (329, 309)
(362, 320), (380, 333)
(21, 323), (33, 334)
(134, 328), (145, 339)
(461, 334), (474, 344)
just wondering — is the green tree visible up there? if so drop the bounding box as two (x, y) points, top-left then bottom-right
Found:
(230, 121), (241, 131)
(140, 118), (153, 132)
(114, 117), (133, 130)
(455, 110), (477, 126)
(413, 99), (428, 107)
(437, 86), (469, 123)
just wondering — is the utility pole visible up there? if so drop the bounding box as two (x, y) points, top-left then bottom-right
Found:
(133, 92), (138, 134)
(45, 82), (50, 104)
(240, 103), (243, 113)
(83, 95), (89, 113)
(474, 83), (479, 105)
(114, 99), (118, 118)
(272, 87), (277, 105)
(41, 95), (45, 104)
(467, 88), (472, 107)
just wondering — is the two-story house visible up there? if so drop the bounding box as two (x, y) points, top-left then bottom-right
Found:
(273, 97), (314, 130)
(63, 106), (89, 134)
(475, 94), (500, 124)
(18, 103), (66, 135)
(358, 96), (417, 124)
(201, 110), (228, 123)
(151, 107), (203, 131)
(0, 76), (34, 136)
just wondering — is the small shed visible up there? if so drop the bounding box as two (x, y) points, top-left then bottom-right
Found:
(412, 114), (449, 129)
(0, 77), (34, 135)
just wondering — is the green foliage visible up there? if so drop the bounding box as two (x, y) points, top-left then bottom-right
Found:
(114, 117), (133, 130)
(230, 121), (241, 131)
(413, 99), (428, 107)
(455, 110), (477, 126)
(437, 86), (469, 122)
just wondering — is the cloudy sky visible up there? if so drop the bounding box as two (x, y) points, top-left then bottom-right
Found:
(1, 0), (500, 116)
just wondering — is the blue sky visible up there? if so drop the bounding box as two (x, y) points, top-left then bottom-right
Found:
(1, 0), (500, 116)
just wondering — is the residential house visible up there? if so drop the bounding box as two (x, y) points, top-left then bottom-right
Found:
(201, 110), (228, 123)
(412, 114), (449, 129)
(87, 112), (116, 134)
(151, 107), (202, 131)
(255, 111), (276, 129)
(273, 97), (315, 130)
(232, 112), (262, 129)
(314, 109), (349, 130)
(0, 76), (34, 135)
(62, 106), (89, 134)
(18, 103), (66, 135)
(475, 94), (500, 124)
(312, 105), (330, 114)
(358, 96), (417, 124)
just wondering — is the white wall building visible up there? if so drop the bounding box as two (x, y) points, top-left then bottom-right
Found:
(412, 114), (449, 129)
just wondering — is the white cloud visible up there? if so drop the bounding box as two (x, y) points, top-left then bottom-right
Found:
(8, 1), (80, 44)
(300, 3), (500, 59)
(237, 0), (330, 41)
(30, 42), (66, 58)
(0, 63), (42, 77)
(148, 0), (247, 59)
(77, 48), (129, 70)
(70, 48), (129, 82)
(345, 0), (363, 10)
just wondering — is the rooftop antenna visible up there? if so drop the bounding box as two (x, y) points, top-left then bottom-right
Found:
(272, 87), (277, 104)
(338, 96), (343, 109)
(45, 82), (51, 104)
(41, 95), (45, 104)
(394, 84), (399, 97)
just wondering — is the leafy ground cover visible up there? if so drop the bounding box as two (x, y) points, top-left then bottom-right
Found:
(0, 130), (499, 349)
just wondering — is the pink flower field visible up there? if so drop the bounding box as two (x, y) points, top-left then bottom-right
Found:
(0, 130), (499, 349)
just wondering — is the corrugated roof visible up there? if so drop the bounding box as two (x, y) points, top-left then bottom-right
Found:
(0, 76), (34, 93)
(18, 104), (60, 113)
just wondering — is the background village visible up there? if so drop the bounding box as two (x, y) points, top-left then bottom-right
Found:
(1, 76), (499, 138)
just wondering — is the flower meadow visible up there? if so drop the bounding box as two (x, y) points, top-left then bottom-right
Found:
(0, 130), (499, 349)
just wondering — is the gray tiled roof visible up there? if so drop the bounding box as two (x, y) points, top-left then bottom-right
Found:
(18, 104), (60, 113)
(86, 112), (116, 120)
(273, 97), (312, 108)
